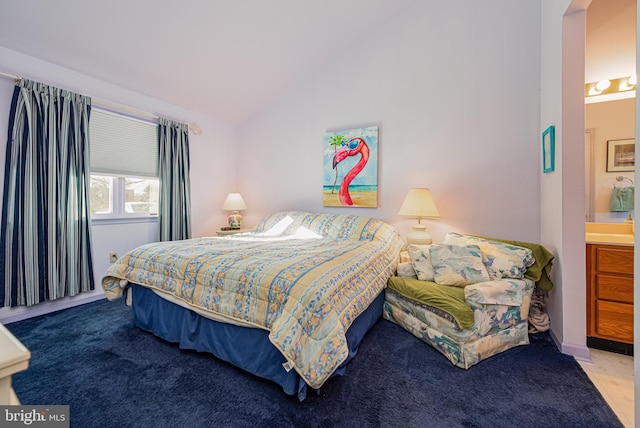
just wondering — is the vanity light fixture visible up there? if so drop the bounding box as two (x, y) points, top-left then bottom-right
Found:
(619, 74), (637, 91)
(595, 79), (611, 91)
(585, 75), (636, 98)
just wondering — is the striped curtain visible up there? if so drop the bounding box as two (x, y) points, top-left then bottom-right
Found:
(0, 79), (94, 307)
(158, 118), (191, 241)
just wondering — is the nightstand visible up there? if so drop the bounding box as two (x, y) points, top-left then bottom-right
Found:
(216, 228), (251, 236)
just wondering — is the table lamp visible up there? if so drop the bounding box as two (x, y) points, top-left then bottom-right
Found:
(222, 193), (247, 229)
(398, 188), (440, 245)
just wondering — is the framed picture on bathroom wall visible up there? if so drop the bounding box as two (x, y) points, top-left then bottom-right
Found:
(606, 138), (635, 172)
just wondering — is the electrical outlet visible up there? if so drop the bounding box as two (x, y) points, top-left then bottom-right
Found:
(109, 252), (118, 263)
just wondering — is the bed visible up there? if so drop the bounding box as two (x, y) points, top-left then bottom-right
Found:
(102, 211), (403, 400)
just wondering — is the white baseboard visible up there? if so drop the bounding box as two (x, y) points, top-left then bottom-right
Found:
(0, 291), (106, 325)
(548, 329), (592, 363)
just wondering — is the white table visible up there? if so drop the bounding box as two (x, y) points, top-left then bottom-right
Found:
(0, 322), (30, 404)
(216, 228), (252, 236)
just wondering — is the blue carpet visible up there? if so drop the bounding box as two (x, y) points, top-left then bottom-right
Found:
(7, 299), (622, 428)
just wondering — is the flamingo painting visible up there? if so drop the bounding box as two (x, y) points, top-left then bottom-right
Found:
(333, 138), (369, 206)
(323, 126), (378, 207)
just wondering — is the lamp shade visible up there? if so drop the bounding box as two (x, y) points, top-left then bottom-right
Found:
(222, 193), (247, 211)
(398, 188), (440, 220)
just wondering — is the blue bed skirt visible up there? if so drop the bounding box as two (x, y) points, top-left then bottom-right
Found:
(129, 284), (384, 400)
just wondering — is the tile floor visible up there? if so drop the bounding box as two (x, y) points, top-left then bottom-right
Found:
(578, 349), (634, 427)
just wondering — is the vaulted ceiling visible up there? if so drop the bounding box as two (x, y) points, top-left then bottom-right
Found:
(0, 0), (416, 124)
(1, 1), (635, 124)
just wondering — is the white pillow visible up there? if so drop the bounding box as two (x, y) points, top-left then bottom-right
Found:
(429, 244), (490, 287)
(443, 232), (534, 280)
(396, 262), (418, 279)
(406, 244), (435, 281)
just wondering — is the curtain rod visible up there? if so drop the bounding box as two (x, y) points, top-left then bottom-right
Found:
(0, 71), (20, 82)
(0, 70), (202, 135)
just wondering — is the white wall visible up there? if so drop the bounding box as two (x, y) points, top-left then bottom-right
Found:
(238, 1), (541, 245)
(540, 0), (567, 353)
(0, 47), (238, 323)
(540, 0), (592, 361)
(586, 98), (635, 222)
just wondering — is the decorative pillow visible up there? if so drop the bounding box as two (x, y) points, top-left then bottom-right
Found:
(396, 262), (418, 279)
(443, 232), (535, 280)
(406, 244), (434, 281)
(429, 244), (490, 287)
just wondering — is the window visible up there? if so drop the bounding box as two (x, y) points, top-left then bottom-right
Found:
(90, 175), (159, 218)
(89, 109), (159, 220)
(124, 177), (159, 215)
(90, 175), (113, 215)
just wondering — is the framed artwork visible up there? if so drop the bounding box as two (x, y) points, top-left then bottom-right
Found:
(542, 126), (555, 173)
(323, 126), (378, 207)
(606, 139), (635, 172)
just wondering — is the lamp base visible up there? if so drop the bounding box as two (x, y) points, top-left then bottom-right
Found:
(406, 224), (432, 246)
(228, 211), (243, 229)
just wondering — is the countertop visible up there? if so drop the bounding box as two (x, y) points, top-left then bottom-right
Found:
(586, 233), (633, 246)
(585, 222), (633, 246)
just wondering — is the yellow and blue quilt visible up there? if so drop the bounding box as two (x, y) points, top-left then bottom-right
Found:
(102, 211), (402, 389)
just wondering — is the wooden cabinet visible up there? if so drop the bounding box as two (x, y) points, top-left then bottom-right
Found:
(586, 244), (634, 346)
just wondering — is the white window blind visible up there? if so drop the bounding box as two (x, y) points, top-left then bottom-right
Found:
(90, 109), (158, 177)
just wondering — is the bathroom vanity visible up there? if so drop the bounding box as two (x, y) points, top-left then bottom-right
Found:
(586, 222), (633, 354)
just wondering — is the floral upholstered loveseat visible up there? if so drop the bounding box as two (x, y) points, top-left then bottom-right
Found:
(383, 232), (553, 369)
